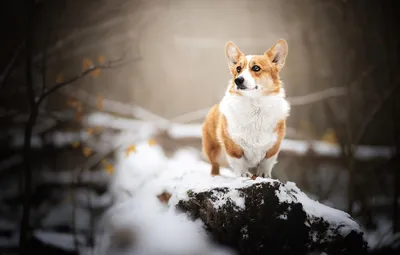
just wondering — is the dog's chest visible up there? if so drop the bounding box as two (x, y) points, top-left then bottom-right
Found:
(220, 95), (289, 165)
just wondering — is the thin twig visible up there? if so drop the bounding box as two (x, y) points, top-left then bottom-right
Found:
(0, 44), (22, 89)
(287, 87), (346, 106)
(40, 25), (51, 94)
(36, 62), (120, 106)
(354, 84), (398, 145)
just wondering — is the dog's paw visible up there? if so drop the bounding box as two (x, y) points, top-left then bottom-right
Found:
(241, 172), (253, 178)
(258, 172), (271, 179)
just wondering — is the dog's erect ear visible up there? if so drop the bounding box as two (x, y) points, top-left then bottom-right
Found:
(265, 39), (288, 70)
(225, 41), (244, 67)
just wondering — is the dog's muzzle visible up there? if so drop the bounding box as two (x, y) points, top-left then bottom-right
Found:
(235, 77), (246, 90)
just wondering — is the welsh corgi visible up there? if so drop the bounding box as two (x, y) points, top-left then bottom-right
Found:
(202, 39), (290, 178)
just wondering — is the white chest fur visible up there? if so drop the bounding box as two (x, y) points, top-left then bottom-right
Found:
(219, 92), (290, 168)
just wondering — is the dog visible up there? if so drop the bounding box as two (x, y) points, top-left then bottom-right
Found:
(202, 39), (290, 178)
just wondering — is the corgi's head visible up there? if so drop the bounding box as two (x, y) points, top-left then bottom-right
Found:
(225, 39), (288, 97)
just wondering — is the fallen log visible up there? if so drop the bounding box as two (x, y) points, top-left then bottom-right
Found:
(176, 179), (367, 255)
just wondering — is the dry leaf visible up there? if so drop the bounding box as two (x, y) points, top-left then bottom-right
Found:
(87, 128), (94, 135)
(148, 138), (157, 147)
(105, 164), (115, 175)
(90, 68), (101, 78)
(97, 55), (105, 64)
(96, 95), (103, 110)
(82, 58), (94, 71)
(251, 175), (257, 180)
(82, 147), (93, 157)
(102, 159), (115, 175)
(72, 141), (80, 148)
(321, 128), (338, 144)
(125, 145), (136, 157)
(105, 165), (115, 175)
(157, 192), (172, 204)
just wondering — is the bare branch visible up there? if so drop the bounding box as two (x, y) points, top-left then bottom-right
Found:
(354, 84), (399, 145)
(287, 87), (346, 106)
(60, 88), (171, 128)
(36, 61), (120, 107)
(0, 44), (21, 89)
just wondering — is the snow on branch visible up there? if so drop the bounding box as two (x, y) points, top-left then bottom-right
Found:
(60, 88), (171, 128)
(8, 131), (90, 149)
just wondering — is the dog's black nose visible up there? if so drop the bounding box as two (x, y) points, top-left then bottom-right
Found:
(235, 77), (246, 89)
(235, 77), (244, 86)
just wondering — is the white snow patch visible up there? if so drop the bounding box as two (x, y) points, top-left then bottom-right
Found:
(34, 230), (85, 251)
(41, 203), (90, 231)
(241, 226), (249, 240)
(109, 140), (168, 203)
(167, 123), (202, 139)
(276, 181), (361, 236)
(210, 189), (245, 211)
(363, 216), (400, 250)
(97, 191), (235, 255)
(279, 214), (288, 220)
(40, 169), (110, 185)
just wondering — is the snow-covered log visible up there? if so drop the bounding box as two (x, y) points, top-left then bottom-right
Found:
(176, 179), (367, 255)
(98, 141), (368, 255)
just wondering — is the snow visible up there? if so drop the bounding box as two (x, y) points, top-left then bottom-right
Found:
(85, 112), (158, 133)
(363, 216), (400, 250)
(34, 230), (85, 251)
(75, 189), (113, 208)
(167, 123), (203, 139)
(211, 189), (245, 211)
(7, 130), (91, 149)
(276, 181), (361, 236)
(48, 131), (90, 147)
(100, 137), (363, 254)
(40, 168), (110, 185)
(100, 140), (240, 254)
(97, 191), (234, 255)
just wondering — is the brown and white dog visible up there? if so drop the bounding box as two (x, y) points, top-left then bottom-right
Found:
(202, 39), (290, 178)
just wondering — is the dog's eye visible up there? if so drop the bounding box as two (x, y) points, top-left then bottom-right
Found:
(252, 65), (261, 72)
(236, 66), (242, 73)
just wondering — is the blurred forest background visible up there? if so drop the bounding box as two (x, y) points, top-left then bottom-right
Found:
(0, 0), (399, 254)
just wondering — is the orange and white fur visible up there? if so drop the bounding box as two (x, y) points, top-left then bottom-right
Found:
(202, 39), (290, 178)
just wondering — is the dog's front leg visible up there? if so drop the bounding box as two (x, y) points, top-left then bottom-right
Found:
(257, 154), (278, 178)
(227, 156), (251, 177)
